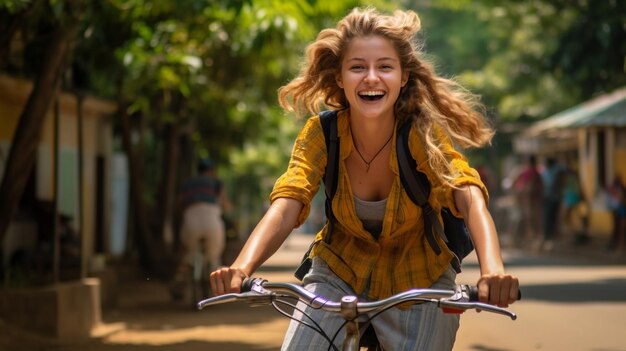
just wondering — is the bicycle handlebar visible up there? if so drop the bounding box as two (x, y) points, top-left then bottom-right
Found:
(198, 277), (519, 320)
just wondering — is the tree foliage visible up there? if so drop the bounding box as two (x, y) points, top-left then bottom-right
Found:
(2, 0), (624, 272)
(418, 0), (626, 121)
(1, 0), (371, 272)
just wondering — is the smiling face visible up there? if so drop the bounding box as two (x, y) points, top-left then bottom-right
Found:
(337, 35), (408, 121)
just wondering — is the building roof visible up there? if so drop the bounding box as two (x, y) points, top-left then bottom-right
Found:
(570, 95), (626, 127)
(523, 86), (626, 137)
(514, 86), (626, 154)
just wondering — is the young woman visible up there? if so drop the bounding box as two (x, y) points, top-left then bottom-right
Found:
(210, 7), (519, 350)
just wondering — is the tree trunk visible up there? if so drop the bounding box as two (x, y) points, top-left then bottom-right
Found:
(158, 122), (180, 249)
(117, 107), (158, 271)
(0, 19), (79, 244)
(172, 123), (193, 250)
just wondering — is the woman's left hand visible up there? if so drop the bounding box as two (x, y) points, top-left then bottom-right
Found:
(476, 273), (520, 307)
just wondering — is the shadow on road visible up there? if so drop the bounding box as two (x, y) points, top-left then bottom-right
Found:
(466, 344), (513, 351)
(464, 249), (626, 269)
(64, 340), (277, 351)
(518, 278), (626, 303)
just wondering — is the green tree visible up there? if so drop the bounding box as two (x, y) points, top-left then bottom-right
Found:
(399, 0), (625, 188)
(1, 0), (376, 277)
(0, 0), (84, 262)
(548, 0), (626, 99)
(459, 1), (625, 121)
(74, 0), (329, 272)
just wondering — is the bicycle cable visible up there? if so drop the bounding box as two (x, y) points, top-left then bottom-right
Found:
(270, 297), (340, 351)
(326, 298), (432, 350)
(328, 319), (350, 351)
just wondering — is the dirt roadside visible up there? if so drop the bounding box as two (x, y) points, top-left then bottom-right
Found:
(0, 234), (312, 351)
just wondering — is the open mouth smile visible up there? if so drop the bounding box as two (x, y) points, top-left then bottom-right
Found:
(358, 90), (385, 101)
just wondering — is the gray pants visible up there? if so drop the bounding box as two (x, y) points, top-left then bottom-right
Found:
(282, 257), (460, 350)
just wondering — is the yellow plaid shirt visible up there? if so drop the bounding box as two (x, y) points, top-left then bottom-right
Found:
(270, 111), (488, 300)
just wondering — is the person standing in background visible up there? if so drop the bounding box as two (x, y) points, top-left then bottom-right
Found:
(607, 175), (626, 254)
(513, 155), (544, 248)
(561, 160), (589, 244)
(541, 157), (566, 251)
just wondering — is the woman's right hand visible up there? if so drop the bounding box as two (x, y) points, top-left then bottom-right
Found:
(209, 198), (302, 296)
(210, 266), (249, 295)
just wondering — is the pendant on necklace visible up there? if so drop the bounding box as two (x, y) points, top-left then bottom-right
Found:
(352, 129), (393, 174)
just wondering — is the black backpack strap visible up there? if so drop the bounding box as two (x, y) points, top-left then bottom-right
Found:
(319, 110), (339, 244)
(396, 121), (446, 255)
(294, 110), (339, 280)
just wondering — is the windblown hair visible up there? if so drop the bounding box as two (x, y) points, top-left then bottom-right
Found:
(278, 7), (495, 185)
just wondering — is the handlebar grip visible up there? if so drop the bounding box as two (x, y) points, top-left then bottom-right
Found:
(241, 277), (266, 292)
(467, 285), (522, 301)
(468, 285), (479, 302)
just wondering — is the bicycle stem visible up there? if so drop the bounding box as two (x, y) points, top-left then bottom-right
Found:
(340, 296), (360, 351)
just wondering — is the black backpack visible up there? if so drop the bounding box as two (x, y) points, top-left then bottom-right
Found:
(294, 110), (473, 281)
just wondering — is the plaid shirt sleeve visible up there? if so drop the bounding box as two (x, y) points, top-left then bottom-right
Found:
(269, 116), (326, 227)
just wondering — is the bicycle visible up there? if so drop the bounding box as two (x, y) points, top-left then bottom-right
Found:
(197, 277), (519, 351)
(170, 237), (211, 309)
(190, 237), (211, 307)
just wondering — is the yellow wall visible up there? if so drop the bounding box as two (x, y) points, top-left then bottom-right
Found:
(577, 129), (614, 237)
(580, 155), (611, 236)
(0, 105), (21, 140)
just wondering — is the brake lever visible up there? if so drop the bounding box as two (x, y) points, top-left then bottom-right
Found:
(439, 300), (517, 320)
(197, 293), (245, 310)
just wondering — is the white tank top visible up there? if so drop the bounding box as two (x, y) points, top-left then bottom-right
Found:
(353, 196), (387, 238)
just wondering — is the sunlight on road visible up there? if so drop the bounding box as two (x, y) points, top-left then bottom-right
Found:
(100, 319), (287, 347)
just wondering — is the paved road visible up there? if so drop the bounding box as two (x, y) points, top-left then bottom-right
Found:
(2, 233), (626, 350)
(455, 249), (626, 351)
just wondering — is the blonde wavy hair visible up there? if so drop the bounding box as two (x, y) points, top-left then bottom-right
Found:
(278, 7), (494, 185)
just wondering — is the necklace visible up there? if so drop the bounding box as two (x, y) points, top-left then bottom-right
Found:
(351, 131), (393, 172)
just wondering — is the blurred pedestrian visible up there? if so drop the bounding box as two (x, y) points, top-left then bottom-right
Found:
(607, 175), (626, 254)
(561, 161), (589, 244)
(541, 157), (566, 251)
(513, 155), (544, 248)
